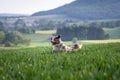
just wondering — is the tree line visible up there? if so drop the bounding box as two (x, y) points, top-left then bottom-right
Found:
(56, 24), (109, 41)
(0, 22), (30, 47)
(89, 20), (120, 28)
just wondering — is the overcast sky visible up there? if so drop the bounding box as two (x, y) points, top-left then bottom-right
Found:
(0, 0), (75, 14)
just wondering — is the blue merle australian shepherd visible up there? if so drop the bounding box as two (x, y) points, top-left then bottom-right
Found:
(50, 35), (82, 53)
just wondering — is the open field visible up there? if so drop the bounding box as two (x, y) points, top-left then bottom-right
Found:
(0, 43), (120, 80)
(81, 39), (120, 44)
(0, 29), (120, 80)
(36, 30), (56, 34)
(104, 27), (120, 39)
(23, 33), (52, 47)
(22, 29), (120, 47)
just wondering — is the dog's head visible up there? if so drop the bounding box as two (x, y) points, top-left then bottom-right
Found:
(50, 35), (62, 45)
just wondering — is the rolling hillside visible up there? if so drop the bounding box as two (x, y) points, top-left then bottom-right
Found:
(32, 0), (120, 20)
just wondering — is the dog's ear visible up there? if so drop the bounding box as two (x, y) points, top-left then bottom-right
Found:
(57, 35), (61, 38)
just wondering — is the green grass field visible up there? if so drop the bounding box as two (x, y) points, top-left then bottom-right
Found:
(0, 43), (120, 80)
(81, 39), (120, 44)
(23, 28), (120, 47)
(0, 29), (120, 80)
(104, 27), (120, 39)
(24, 34), (51, 47)
(36, 30), (56, 34)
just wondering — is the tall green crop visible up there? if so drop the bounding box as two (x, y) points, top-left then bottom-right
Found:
(0, 43), (120, 80)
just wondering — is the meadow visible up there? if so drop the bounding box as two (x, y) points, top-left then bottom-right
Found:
(0, 43), (120, 80)
(0, 28), (120, 80)
(104, 27), (120, 39)
(23, 30), (56, 47)
(23, 28), (120, 47)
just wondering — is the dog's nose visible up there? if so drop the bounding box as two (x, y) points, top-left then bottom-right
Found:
(51, 41), (53, 43)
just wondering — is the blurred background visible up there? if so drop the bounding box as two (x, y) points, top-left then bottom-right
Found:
(0, 0), (120, 47)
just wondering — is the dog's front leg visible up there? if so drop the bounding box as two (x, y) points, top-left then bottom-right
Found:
(52, 50), (57, 53)
(60, 47), (68, 53)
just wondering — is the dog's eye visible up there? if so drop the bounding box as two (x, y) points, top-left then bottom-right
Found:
(51, 37), (54, 40)
(51, 37), (52, 40)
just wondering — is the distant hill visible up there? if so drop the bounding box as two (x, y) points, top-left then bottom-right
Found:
(32, 0), (120, 20)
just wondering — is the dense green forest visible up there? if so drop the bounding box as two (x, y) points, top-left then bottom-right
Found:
(56, 25), (109, 41)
